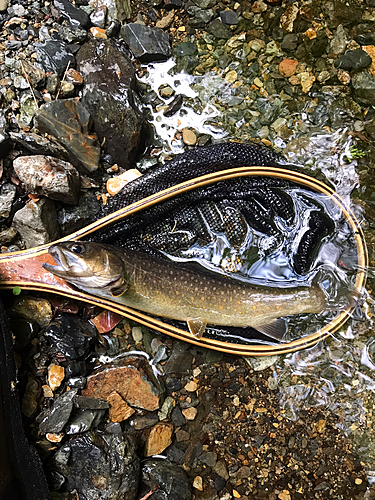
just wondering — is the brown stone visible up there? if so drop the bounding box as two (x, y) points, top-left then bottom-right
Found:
(48, 364), (65, 391)
(363, 45), (375, 76)
(107, 390), (135, 422)
(278, 59), (298, 78)
(144, 423), (173, 456)
(82, 355), (162, 411)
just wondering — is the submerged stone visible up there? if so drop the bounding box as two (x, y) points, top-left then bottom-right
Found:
(121, 23), (171, 62)
(140, 459), (192, 500)
(76, 39), (143, 168)
(34, 99), (101, 173)
(66, 409), (106, 434)
(39, 389), (78, 434)
(35, 41), (75, 77)
(352, 71), (375, 106)
(51, 431), (139, 500)
(334, 49), (372, 71)
(57, 195), (101, 236)
(12, 197), (60, 248)
(13, 155), (80, 204)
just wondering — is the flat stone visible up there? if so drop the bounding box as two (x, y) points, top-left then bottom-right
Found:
(175, 429), (190, 442)
(107, 390), (135, 422)
(129, 412), (159, 430)
(207, 18), (232, 39)
(334, 49), (372, 71)
(12, 197), (60, 248)
(34, 99), (101, 173)
(213, 460), (229, 480)
(121, 23), (171, 62)
(145, 423), (173, 456)
(82, 355), (163, 411)
(199, 451), (217, 467)
(182, 128), (197, 145)
(140, 459), (191, 500)
(73, 395), (109, 410)
(10, 132), (70, 160)
(76, 39), (143, 168)
(39, 389), (78, 434)
(13, 155), (80, 205)
(220, 10), (239, 25)
(0, 183), (16, 218)
(171, 406), (186, 427)
(35, 41), (75, 77)
(54, 0), (90, 28)
(66, 409), (106, 434)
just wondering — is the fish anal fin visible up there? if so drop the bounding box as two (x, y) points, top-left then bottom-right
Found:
(187, 317), (207, 339)
(255, 318), (287, 341)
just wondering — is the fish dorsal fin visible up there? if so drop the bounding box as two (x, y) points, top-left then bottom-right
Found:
(187, 318), (207, 339)
(255, 318), (287, 341)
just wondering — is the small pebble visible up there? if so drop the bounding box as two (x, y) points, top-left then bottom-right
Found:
(193, 476), (203, 491)
(46, 432), (64, 443)
(132, 326), (143, 344)
(42, 385), (54, 398)
(90, 27), (107, 39)
(184, 380), (197, 392)
(182, 407), (198, 420)
(182, 128), (197, 146)
(106, 169), (142, 196)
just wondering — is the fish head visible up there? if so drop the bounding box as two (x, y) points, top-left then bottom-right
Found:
(43, 241), (128, 296)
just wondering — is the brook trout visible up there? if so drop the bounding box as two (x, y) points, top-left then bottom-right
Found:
(43, 241), (326, 340)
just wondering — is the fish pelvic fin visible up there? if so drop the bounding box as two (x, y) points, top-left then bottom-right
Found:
(187, 317), (208, 339)
(255, 318), (287, 341)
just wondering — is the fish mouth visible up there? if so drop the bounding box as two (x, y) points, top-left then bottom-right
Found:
(42, 246), (70, 278)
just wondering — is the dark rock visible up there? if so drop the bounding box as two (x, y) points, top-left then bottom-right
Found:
(0, 227), (18, 246)
(0, 129), (11, 159)
(34, 99), (101, 173)
(171, 406), (186, 427)
(356, 33), (375, 45)
(311, 34), (328, 58)
(207, 19), (232, 39)
(165, 376), (182, 392)
(164, 347), (193, 375)
(54, 0), (90, 28)
(0, 183), (16, 218)
(281, 33), (298, 51)
(352, 71), (375, 106)
(12, 197), (60, 248)
(199, 451), (217, 467)
(334, 49), (372, 71)
(46, 73), (60, 94)
(51, 431), (140, 500)
(163, 94), (183, 117)
(74, 395), (110, 410)
(57, 195), (101, 236)
(58, 25), (88, 44)
(214, 476), (226, 491)
(9, 132), (70, 159)
(121, 23), (171, 62)
(13, 155), (80, 205)
(174, 41), (197, 57)
(10, 318), (40, 349)
(76, 39), (143, 168)
(106, 19), (121, 38)
(43, 313), (97, 360)
(35, 41), (75, 77)
(66, 409), (106, 434)
(165, 0), (182, 6)
(39, 389), (78, 434)
(166, 445), (185, 465)
(129, 412), (159, 430)
(220, 10), (239, 25)
(187, 6), (215, 27)
(140, 459), (192, 500)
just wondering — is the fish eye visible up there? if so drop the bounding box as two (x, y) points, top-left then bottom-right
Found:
(71, 244), (85, 254)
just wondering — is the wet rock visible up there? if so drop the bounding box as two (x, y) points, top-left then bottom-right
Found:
(244, 354), (278, 371)
(35, 41), (75, 77)
(59, 81), (75, 97)
(39, 389), (78, 434)
(107, 390), (135, 422)
(121, 23), (171, 62)
(207, 18), (232, 39)
(22, 375), (40, 418)
(164, 346), (193, 375)
(171, 406), (186, 427)
(13, 155), (80, 204)
(220, 10), (239, 25)
(106, 19), (121, 37)
(52, 431), (140, 500)
(82, 355), (163, 411)
(334, 49), (372, 71)
(106, 169), (142, 196)
(54, 0), (90, 28)
(145, 423), (173, 456)
(57, 195), (100, 236)
(76, 40), (143, 168)
(48, 364), (65, 391)
(74, 395), (109, 410)
(140, 459), (191, 500)
(12, 197), (60, 248)
(58, 25), (88, 44)
(182, 128), (197, 145)
(187, 7), (215, 27)
(199, 451), (217, 467)
(129, 412), (159, 430)
(0, 227), (18, 246)
(20, 59), (46, 88)
(90, 6), (107, 27)
(175, 41), (197, 57)
(43, 313), (97, 360)
(9, 296), (53, 327)
(66, 409), (106, 434)
(0, 183), (16, 218)
(163, 94), (183, 117)
(9, 132), (70, 159)
(352, 71), (375, 106)
(34, 99), (101, 173)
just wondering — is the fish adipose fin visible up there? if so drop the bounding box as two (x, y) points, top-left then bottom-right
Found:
(255, 318), (287, 341)
(187, 318), (208, 339)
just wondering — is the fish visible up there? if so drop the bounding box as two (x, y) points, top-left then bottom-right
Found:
(42, 241), (326, 341)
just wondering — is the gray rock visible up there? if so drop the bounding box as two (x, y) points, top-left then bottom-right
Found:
(121, 23), (171, 62)
(51, 431), (140, 500)
(106, 19), (121, 38)
(66, 409), (106, 434)
(54, 0), (90, 28)
(58, 25), (88, 44)
(8, 3), (25, 16)
(73, 395), (110, 410)
(76, 39), (143, 168)
(220, 10), (239, 25)
(174, 41), (197, 57)
(57, 195), (101, 235)
(334, 49), (372, 71)
(13, 76), (29, 89)
(35, 41), (75, 77)
(281, 33), (298, 51)
(187, 6), (215, 27)
(352, 71), (375, 106)
(13, 155), (80, 205)
(12, 197), (60, 248)
(0, 184), (16, 219)
(18, 93), (38, 128)
(140, 459), (192, 500)
(9, 132), (70, 159)
(207, 18), (232, 39)
(34, 99), (101, 173)
(39, 389), (78, 434)
(171, 406), (186, 427)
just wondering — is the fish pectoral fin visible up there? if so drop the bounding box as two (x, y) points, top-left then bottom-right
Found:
(187, 318), (207, 339)
(110, 283), (128, 297)
(255, 318), (287, 341)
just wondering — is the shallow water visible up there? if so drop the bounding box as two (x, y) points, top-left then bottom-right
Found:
(137, 51), (375, 485)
